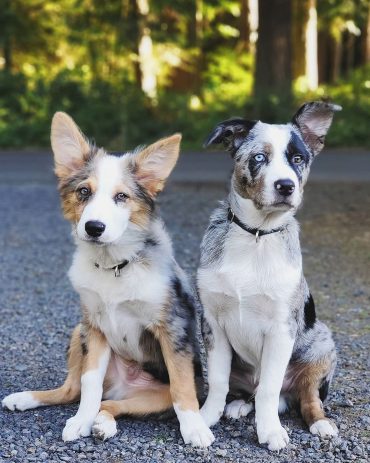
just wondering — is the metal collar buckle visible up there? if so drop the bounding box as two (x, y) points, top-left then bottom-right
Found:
(255, 229), (260, 243)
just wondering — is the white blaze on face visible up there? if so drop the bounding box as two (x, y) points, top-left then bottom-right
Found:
(254, 123), (301, 207)
(77, 155), (130, 243)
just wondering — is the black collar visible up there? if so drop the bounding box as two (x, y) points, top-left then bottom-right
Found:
(227, 208), (285, 242)
(94, 260), (129, 277)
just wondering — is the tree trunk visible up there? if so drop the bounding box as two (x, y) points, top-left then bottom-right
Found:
(187, 0), (203, 47)
(292, 0), (308, 79)
(3, 37), (12, 73)
(2, 0), (12, 73)
(239, 0), (250, 51)
(254, 0), (292, 119)
(331, 33), (342, 83)
(305, 0), (318, 90)
(292, 0), (317, 89)
(363, 2), (370, 64)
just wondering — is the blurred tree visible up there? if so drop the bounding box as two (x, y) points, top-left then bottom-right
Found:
(361, 1), (370, 63)
(292, 0), (318, 90)
(239, 0), (250, 51)
(0, 0), (64, 73)
(254, 0), (292, 118)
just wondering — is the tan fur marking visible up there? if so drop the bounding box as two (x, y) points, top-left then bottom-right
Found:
(30, 325), (83, 405)
(100, 387), (172, 418)
(82, 327), (110, 373)
(60, 176), (97, 223)
(129, 198), (151, 228)
(154, 327), (199, 412)
(295, 359), (332, 427)
(61, 190), (84, 222)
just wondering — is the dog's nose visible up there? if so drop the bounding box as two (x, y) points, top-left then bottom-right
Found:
(274, 178), (295, 196)
(85, 220), (106, 238)
(274, 179), (295, 196)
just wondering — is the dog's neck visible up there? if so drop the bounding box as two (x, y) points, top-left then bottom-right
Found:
(229, 191), (296, 231)
(75, 223), (149, 269)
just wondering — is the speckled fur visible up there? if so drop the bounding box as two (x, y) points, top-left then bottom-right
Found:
(198, 102), (341, 450)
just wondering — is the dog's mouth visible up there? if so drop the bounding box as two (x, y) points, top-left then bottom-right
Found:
(271, 201), (294, 208)
(83, 237), (106, 246)
(260, 201), (295, 212)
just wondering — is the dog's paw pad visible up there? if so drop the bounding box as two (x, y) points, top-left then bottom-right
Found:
(310, 419), (338, 438)
(92, 412), (117, 441)
(258, 425), (289, 451)
(2, 392), (39, 411)
(62, 416), (93, 442)
(224, 400), (253, 419)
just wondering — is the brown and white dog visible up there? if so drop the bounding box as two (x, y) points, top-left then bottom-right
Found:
(2, 112), (214, 448)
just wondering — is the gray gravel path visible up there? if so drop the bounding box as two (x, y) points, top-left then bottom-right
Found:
(1, 176), (369, 462)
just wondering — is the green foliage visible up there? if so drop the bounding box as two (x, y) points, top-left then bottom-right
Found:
(0, 0), (369, 149)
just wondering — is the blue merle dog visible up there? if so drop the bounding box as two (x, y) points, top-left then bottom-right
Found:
(198, 102), (341, 451)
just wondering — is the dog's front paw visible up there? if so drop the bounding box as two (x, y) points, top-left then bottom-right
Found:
(200, 402), (224, 427)
(2, 392), (39, 411)
(181, 416), (215, 448)
(62, 415), (93, 442)
(224, 400), (253, 420)
(92, 411), (117, 441)
(257, 423), (289, 451)
(175, 406), (215, 448)
(310, 419), (338, 438)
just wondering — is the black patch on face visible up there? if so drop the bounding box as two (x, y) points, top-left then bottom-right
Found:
(285, 131), (312, 182)
(248, 156), (264, 181)
(304, 293), (316, 330)
(319, 378), (330, 402)
(135, 181), (155, 213)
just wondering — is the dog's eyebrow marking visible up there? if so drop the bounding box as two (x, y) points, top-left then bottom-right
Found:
(284, 129), (312, 182)
(288, 131), (312, 161)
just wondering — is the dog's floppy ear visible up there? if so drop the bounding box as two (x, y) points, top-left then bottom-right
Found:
(51, 112), (91, 178)
(292, 101), (342, 155)
(133, 134), (181, 196)
(204, 118), (257, 155)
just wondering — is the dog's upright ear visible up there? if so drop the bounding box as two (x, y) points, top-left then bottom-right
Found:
(292, 101), (342, 155)
(133, 134), (181, 196)
(204, 118), (257, 156)
(51, 112), (91, 178)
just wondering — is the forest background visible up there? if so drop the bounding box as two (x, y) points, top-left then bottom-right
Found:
(0, 0), (369, 150)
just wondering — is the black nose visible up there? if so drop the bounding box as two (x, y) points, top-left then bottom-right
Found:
(85, 220), (106, 238)
(274, 179), (295, 196)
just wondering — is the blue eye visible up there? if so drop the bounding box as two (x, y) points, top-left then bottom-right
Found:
(254, 154), (266, 162)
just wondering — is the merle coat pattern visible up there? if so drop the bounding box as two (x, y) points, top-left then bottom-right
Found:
(198, 102), (341, 451)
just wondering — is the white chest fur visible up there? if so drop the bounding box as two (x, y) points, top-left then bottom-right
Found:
(199, 228), (301, 367)
(69, 251), (168, 361)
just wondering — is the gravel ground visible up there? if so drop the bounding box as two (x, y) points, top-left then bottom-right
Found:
(0, 181), (369, 463)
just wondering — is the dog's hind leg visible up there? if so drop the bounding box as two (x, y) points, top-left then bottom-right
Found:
(92, 387), (173, 440)
(2, 324), (83, 411)
(294, 358), (338, 438)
